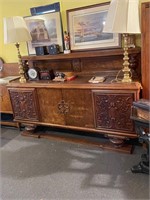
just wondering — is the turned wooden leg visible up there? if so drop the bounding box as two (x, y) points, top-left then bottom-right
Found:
(25, 124), (37, 132)
(21, 124), (40, 138)
(104, 134), (133, 154)
(109, 137), (125, 148)
(106, 134), (127, 147)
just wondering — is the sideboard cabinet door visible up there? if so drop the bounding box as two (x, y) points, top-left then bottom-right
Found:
(93, 91), (134, 133)
(37, 88), (65, 125)
(37, 88), (94, 128)
(63, 89), (94, 128)
(8, 88), (40, 121)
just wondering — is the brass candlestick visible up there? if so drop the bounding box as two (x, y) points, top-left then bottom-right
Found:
(15, 43), (26, 83)
(122, 34), (132, 82)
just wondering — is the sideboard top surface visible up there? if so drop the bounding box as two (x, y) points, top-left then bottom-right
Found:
(7, 76), (141, 91)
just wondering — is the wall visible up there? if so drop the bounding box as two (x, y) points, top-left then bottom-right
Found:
(0, 0), (147, 63)
(1, 0), (107, 62)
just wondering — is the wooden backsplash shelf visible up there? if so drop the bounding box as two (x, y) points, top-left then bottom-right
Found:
(22, 47), (141, 61)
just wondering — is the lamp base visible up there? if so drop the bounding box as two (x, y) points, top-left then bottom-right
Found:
(122, 77), (132, 83)
(121, 70), (132, 83)
(15, 43), (27, 83)
(121, 34), (132, 83)
(19, 76), (26, 83)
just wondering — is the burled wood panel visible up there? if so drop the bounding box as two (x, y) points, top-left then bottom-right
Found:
(63, 89), (94, 128)
(37, 88), (65, 125)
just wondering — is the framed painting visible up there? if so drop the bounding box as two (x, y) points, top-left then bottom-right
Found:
(24, 12), (63, 55)
(67, 3), (121, 51)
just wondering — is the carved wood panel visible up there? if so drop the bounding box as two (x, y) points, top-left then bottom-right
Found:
(9, 88), (39, 121)
(93, 92), (134, 132)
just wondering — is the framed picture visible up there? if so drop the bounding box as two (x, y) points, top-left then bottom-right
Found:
(67, 3), (121, 51)
(24, 12), (63, 55)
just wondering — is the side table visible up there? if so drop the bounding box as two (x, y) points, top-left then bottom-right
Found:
(130, 99), (150, 174)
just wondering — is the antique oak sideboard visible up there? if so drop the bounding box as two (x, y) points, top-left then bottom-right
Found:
(7, 48), (141, 153)
(0, 63), (20, 127)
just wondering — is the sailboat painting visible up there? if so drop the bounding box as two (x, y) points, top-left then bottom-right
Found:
(67, 3), (121, 51)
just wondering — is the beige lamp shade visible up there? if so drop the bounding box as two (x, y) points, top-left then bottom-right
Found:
(103, 0), (141, 34)
(4, 16), (32, 44)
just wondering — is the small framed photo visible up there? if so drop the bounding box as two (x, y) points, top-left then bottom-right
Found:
(67, 3), (121, 51)
(24, 12), (63, 55)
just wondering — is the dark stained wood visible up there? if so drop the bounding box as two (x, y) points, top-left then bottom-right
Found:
(9, 88), (40, 121)
(141, 2), (150, 99)
(93, 92), (134, 132)
(22, 48), (140, 61)
(22, 48), (141, 79)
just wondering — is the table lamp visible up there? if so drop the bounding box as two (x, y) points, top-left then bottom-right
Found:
(4, 16), (32, 83)
(103, 0), (141, 82)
